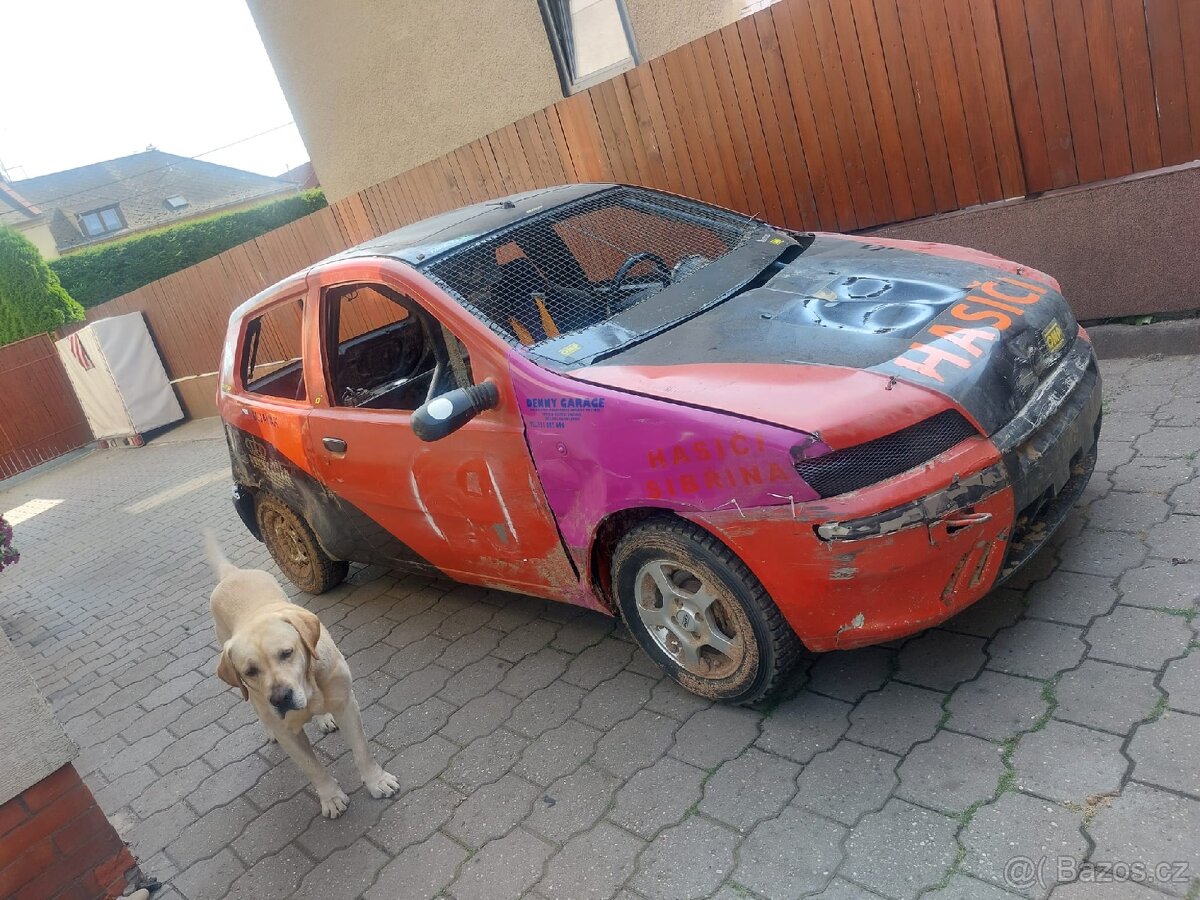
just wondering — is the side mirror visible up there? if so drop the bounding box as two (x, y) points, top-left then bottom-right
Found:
(412, 382), (500, 442)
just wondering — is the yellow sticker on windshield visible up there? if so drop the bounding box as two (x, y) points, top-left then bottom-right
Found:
(559, 342), (582, 357)
(1042, 320), (1065, 353)
(769, 237), (784, 245)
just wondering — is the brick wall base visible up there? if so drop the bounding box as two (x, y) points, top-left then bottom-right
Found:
(0, 764), (137, 900)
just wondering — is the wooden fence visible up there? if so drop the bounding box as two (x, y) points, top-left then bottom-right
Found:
(78, 0), (1200, 417)
(0, 335), (92, 480)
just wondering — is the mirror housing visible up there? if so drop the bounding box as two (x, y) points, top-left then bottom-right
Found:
(412, 382), (500, 442)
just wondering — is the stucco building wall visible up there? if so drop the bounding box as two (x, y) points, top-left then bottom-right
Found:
(246, 0), (743, 202)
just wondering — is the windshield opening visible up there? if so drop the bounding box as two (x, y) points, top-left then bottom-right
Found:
(424, 187), (753, 349)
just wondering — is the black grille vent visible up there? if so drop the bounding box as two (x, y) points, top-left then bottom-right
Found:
(793, 410), (978, 498)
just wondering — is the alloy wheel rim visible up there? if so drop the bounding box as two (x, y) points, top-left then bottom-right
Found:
(632, 558), (744, 678)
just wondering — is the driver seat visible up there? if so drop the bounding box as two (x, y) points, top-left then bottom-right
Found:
(494, 258), (562, 345)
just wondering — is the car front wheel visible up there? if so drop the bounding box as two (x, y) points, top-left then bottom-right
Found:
(255, 494), (348, 594)
(611, 518), (801, 705)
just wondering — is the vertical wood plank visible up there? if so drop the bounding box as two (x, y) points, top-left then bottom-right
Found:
(1112, 0), (1164, 171)
(1144, 0), (1193, 165)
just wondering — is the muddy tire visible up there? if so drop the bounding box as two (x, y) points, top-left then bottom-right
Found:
(255, 494), (348, 594)
(611, 517), (801, 705)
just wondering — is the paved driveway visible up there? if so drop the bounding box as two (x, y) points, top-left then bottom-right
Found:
(1, 352), (1198, 900)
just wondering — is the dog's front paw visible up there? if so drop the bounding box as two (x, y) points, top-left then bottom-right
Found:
(320, 788), (350, 818)
(262, 727), (277, 744)
(365, 769), (401, 799)
(313, 713), (338, 734)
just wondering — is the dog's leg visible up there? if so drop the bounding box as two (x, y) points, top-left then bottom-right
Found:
(331, 691), (400, 799)
(312, 713), (338, 734)
(269, 722), (349, 818)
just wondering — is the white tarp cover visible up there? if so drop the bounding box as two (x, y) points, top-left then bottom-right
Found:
(55, 312), (183, 440)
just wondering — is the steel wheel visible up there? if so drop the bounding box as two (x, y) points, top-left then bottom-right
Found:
(612, 517), (801, 705)
(255, 494), (348, 594)
(633, 559), (745, 679)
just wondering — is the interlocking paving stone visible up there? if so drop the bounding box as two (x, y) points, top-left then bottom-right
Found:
(1085, 605), (1193, 670)
(734, 806), (845, 900)
(383, 733), (458, 790)
(497, 645), (571, 697)
(516, 718), (602, 786)
(897, 630), (988, 691)
(440, 689), (519, 744)
(232, 793), (319, 865)
(444, 773), (540, 847)
(756, 691), (852, 763)
(1048, 881), (1174, 899)
(847, 682), (945, 753)
(609, 756), (707, 838)
(562, 637), (636, 688)
(1163, 653), (1200, 714)
(1024, 570), (1118, 626)
(450, 827), (555, 900)
(551, 614), (615, 653)
(538, 822), (644, 900)
(292, 840), (388, 900)
(1146, 515), (1200, 561)
(527, 765), (619, 841)
(574, 671), (655, 729)
(588, 708), (680, 778)
(1013, 720), (1128, 804)
(378, 695), (454, 748)
(507, 681), (586, 738)
(438, 626), (503, 671)
(670, 704), (761, 769)
(806, 647), (894, 701)
(1129, 712), (1200, 797)
(943, 588), (1026, 638)
(373, 780), (464, 854)
(925, 874), (1027, 899)
(792, 740), (899, 826)
(807, 878), (887, 899)
(125, 801), (197, 861)
(1087, 782), (1200, 892)
(164, 798), (260, 871)
(644, 678), (712, 720)
(961, 791), (1086, 898)
(1055, 659), (1161, 733)
(987, 620), (1086, 679)
(947, 670), (1048, 741)
(1056, 527), (1148, 578)
(842, 798), (960, 900)
(439, 655), (513, 705)
(444, 728), (529, 792)
(1088, 491), (1171, 532)
(378, 663), (452, 712)
(171, 847), (245, 900)
(226, 846), (316, 900)
(897, 730), (1006, 815)
(698, 747), (800, 831)
(1136, 425), (1200, 458)
(1110, 456), (1196, 493)
(363, 832), (466, 900)
(1118, 561), (1200, 609)
(630, 815), (739, 900)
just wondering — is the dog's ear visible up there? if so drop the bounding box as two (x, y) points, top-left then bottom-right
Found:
(280, 607), (322, 661)
(217, 642), (249, 701)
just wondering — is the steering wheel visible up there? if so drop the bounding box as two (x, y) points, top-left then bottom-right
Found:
(611, 252), (673, 291)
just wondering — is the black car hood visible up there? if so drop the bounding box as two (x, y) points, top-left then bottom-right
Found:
(593, 235), (1079, 435)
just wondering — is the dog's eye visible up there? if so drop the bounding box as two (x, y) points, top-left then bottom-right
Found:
(279, 648), (294, 661)
(244, 666), (259, 678)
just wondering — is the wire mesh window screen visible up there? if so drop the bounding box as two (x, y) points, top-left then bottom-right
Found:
(426, 188), (752, 348)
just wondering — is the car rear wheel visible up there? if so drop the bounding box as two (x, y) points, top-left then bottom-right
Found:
(255, 494), (348, 594)
(611, 518), (801, 705)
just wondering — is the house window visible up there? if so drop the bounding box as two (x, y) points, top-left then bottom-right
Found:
(539, 0), (637, 95)
(79, 205), (124, 237)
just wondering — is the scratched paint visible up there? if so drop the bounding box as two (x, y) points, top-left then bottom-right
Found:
(508, 353), (830, 551)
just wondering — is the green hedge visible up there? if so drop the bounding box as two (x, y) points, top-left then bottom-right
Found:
(0, 226), (84, 345)
(50, 189), (327, 308)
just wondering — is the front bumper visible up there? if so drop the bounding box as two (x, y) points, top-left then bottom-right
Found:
(688, 340), (1103, 651)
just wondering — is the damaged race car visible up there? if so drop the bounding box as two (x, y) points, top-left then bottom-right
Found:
(219, 184), (1101, 704)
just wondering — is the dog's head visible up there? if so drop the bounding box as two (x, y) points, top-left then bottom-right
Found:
(216, 605), (321, 716)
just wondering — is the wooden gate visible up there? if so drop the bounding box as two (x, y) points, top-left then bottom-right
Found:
(0, 335), (92, 480)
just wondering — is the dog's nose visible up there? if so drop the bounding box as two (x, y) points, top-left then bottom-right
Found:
(269, 686), (294, 714)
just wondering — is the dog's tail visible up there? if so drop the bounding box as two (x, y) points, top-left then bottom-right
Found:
(204, 529), (237, 581)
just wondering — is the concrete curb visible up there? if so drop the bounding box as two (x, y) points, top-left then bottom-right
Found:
(1087, 318), (1200, 360)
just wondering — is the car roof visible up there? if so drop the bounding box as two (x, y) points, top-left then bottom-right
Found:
(328, 183), (617, 266)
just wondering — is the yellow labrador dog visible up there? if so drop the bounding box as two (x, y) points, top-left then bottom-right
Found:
(206, 533), (400, 817)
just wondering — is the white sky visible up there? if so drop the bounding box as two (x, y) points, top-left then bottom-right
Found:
(1, 0), (309, 181)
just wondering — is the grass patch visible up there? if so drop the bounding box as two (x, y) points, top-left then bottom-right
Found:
(1148, 693), (1169, 721)
(1151, 606), (1198, 622)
